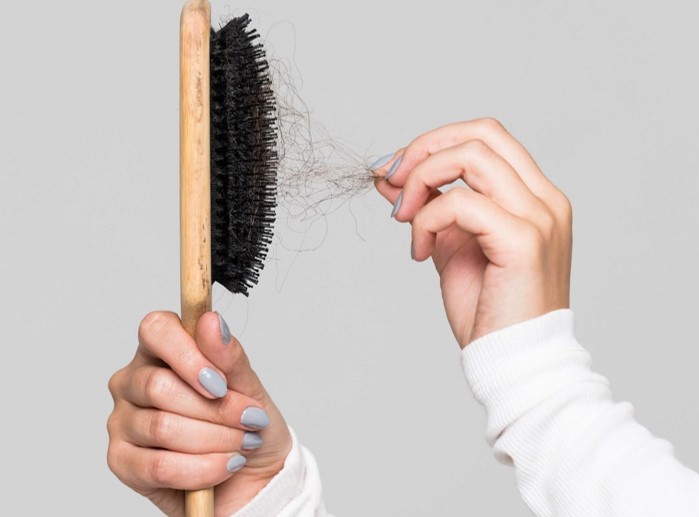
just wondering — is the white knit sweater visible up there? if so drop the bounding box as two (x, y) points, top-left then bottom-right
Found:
(234, 309), (699, 516)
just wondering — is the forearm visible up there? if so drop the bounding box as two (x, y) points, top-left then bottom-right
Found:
(462, 309), (699, 517)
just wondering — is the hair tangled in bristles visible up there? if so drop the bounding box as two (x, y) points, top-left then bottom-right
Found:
(210, 14), (278, 296)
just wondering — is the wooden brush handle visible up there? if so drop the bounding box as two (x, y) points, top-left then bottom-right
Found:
(180, 0), (213, 515)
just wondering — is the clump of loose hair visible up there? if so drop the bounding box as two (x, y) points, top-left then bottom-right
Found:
(270, 57), (376, 227)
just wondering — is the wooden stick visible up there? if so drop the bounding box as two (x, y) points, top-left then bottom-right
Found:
(180, 0), (213, 515)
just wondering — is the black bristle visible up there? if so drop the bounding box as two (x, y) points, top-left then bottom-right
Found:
(210, 14), (278, 296)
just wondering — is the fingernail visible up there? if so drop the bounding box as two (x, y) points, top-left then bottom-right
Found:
(241, 407), (270, 430)
(410, 241), (415, 260)
(226, 454), (246, 473)
(385, 155), (403, 179)
(368, 153), (394, 171)
(218, 312), (231, 345)
(391, 191), (403, 218)
(241, 432), (263, 450)
(198, 368), (227, 398)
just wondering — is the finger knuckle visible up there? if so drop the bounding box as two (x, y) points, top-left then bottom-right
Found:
(463, 138), (489, 155)
(107, 441), (130, 484)
(477, 117), (507, 134)
(138, 311), (177, 344)
(445, 187), (469, 209)
(144, 368), (172, 405)
(149, 454), (174, 486)
(460, 140), (493, 182)
(106, 411), (120, 438)
(106, 443), (123, 478)
(408, 135), (426, 154)
(107, 369), (124, 398)
(553, 190), (573, 224)
(148, 412), (173, 445)
(410, 130), (432, 152)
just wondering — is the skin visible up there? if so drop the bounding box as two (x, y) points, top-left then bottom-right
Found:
(107, 311), (292, 516)
(107, 118), (573, 514)
(375, 118), (572, 346)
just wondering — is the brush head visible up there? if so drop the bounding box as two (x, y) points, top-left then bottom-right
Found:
(210, 14), (278, 296)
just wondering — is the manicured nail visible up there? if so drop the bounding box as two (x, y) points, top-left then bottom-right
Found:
(410, 241), (415, 260)
(391, 191), (403, 218)
(218, 312), (231, 345)
(198, 368), (227, 398)
(241, 432), (263, 450)
(368, 153), (394, 171)
(241, 407), (270, 430)
(385, 155), (403, 179)
(226, 454), (246, 473)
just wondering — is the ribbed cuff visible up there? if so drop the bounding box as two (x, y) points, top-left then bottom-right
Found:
(462, 309), (575, 382)
(461, 309), (586, 445)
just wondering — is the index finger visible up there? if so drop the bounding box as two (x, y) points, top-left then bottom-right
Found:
(193, 312), (268, 402)
(136, 311), (229, 400)
(385, 118), (560, 202)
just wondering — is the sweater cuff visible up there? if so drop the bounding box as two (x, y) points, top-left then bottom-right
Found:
(232, 427), (306, 517)
(461, 309), (587, 445)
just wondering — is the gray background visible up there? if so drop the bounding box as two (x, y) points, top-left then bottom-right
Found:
(1, 0), (698, 515)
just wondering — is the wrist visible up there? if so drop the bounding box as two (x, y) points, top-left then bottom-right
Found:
(225, 427), (307, 517)
(218, 470), (282, 516)
(219, 446), (290, 514)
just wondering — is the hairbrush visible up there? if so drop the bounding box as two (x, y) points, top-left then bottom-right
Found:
(180, 0), (277, 514)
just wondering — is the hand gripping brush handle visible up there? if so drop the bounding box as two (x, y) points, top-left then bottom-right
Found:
(180, 0), (278, 514)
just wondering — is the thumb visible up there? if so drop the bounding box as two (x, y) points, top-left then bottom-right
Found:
(194, 312), (292, 471)
(194, 312), (268, 403)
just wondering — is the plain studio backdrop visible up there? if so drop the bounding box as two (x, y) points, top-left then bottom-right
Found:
(1, 0), (698, 515)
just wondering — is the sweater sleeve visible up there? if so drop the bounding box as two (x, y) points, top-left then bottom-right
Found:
(232, 427), (332, 517)
(461, 308), (699, 517)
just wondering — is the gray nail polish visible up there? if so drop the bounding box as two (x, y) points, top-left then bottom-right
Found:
(226, 454), (246, 473)
(198, 368), (227, 398)
(241, 407), (270, 430)
(385, 155), (403, 179)
(368, 153), (394, 171)
(218, 312), (231, 345)
(391, 191), (403, 218)
(241, 432), (263, 450)
(410, 241), (415, 260)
